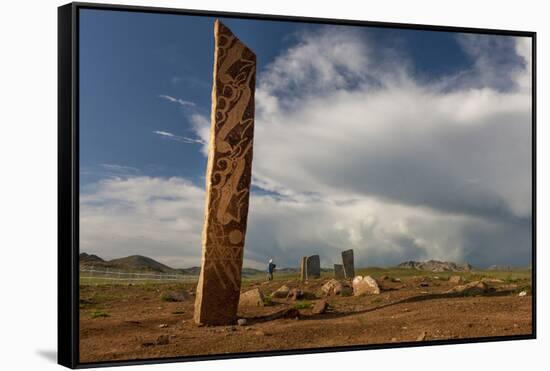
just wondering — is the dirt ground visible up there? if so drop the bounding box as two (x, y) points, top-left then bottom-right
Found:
(79, 272), (532, 363)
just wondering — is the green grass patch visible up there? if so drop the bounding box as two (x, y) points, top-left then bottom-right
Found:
(294, 301), (312, 309)
(514, 284), (532, 296)
(340, 287), (353, 297)
(89, 310), (109, 319)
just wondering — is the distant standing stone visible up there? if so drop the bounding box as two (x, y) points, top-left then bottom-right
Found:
(334, 264), (345, 279)
(306, 255), (321, 279)
(300, 256), (307, 281)
(342, 249), (355, 279)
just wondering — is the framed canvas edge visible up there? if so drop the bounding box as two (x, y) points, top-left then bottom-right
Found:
(57, 2), (537, 369)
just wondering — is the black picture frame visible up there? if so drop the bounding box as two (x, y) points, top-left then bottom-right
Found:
(58, 2), (537, 368)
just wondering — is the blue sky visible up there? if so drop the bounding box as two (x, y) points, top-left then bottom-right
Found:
(79, 9), (532, 269)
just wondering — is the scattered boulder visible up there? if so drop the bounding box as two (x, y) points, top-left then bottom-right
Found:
(261, 307), (300, 321)
(449, 275), (464, 284)
(237, 318), (248, 326)
(158, 323), (168, 328)
(312, 300), (328, 315)
(271, 285), (291, 298)
(391, 277), (402, 283)
(287, 288), (304, 300)
(239, 288), (265, 307)
(518, 291), (527, 297)
(160, 290), (190, 302)
(417, 331), (427, 341)
(322, 279), (344, 296)
(482, 278), (504, 284)
(445, 281), (490, 296)
(379, 275), (389, 281)
(286, 288), (316, 300)
(352, 275), (381, 295)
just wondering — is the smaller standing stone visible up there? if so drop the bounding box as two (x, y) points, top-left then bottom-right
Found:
(300, 256), (307, 281)
(306, 255), (321, 279)
(341, 249), (355, 279)
(334, 264), (345, 279)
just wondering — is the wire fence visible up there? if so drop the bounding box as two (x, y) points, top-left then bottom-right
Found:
(79, 268), (198, 283)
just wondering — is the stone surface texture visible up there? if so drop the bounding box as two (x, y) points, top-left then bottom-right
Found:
(342, 249), (355, 279)
(194, 20), (256, 325)
(306, 255), (321, 279)
(352, 275), (381, 295)
(334, 264), (345, 279)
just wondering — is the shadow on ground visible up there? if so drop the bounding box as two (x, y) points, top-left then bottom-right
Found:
(247, 289), (518, 324)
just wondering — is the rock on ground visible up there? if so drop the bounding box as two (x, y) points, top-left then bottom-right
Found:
(449, 276), (464, 284)
(352, 276), (381, 295)
(322, 279), (344, 296)
(160, 290), (190, 302)
(312, 300), (328, 315)
(445, 281), (490, 296)
(239, 288), (265, 307)
(271, 285), (291, 298)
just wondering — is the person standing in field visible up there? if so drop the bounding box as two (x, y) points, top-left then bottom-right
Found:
(267, 258), (276, 281)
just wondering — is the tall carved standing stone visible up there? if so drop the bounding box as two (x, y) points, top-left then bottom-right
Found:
(194, 20), (256, 325)
(342, 249), (355, 279)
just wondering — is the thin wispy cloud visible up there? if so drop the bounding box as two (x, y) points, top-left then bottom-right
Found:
(153, 130), (205, 144)
(158, 94), (196, 107)
(100, 163), (140, 174)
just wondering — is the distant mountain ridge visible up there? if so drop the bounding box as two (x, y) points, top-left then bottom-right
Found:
(397, 260), (472, 272)
(80, 253), (181, 274)
(79, 253), (266, 277)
